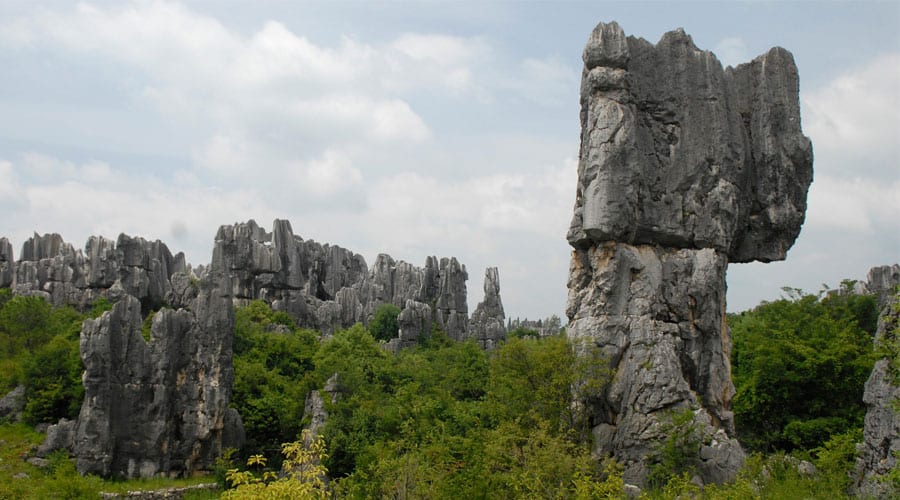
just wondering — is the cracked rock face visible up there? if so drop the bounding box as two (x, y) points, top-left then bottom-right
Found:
(9, 232), (186, 313)
(210, 219), (477, 341)
(854, 268), (900, 499)
(0, 238), (13, 288)
(74, 288), (241, 478)
(566, 21), (812, 486)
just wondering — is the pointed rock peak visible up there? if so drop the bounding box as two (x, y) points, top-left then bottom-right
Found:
(584, 21), (629, 69)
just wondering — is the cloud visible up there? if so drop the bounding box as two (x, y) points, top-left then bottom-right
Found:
(0, 154), (274, 265)
(305, 149), (363, 195)
(802, 53), (900, 180)
(714, 37), (748, 67)
(805, 174), (900, 233)
(361, 158), (577, 258)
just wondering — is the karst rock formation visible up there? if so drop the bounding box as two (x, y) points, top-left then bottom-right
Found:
(210, 219), (504, 345)
(566, 22), (812, 485)
(2, 219), (504, 477)
(854, 265), (900, 498)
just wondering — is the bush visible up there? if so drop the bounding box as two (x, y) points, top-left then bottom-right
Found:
(730, 289), (878, 453)
(369, 303), (401, 342)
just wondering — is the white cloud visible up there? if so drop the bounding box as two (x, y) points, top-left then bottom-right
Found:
(305, 149), (363, 195)
(362, 158), (577, 257)
(714, 37), (748, 67)
(805, 174), (900, 233)
(1, 153), (274, 264)
(802, 53), (900, 180)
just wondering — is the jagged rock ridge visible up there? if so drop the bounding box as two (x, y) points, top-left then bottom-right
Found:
(566, 21), (812, 486)
(210, 219), (504, 344)
(5, 232), (186, 314)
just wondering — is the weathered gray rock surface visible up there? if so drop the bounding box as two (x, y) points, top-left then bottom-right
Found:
(468, 267), (506, 349)
(566, 21), (812, 486)
(0, 237), (13, 288)
(854, 267), (900, 498)
(210, 219), (483, 342)
(9, 232), (186, 313)
(73, 288), (241, 478)
(0, 385), (25, 423)
(4, 219), (502, 477)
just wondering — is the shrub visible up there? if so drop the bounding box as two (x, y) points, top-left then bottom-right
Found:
(369, 303), (401, 342)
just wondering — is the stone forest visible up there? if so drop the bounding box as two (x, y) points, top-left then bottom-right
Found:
(0, 21), (897, 499)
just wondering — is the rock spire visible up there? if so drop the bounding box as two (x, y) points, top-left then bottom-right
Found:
(566, 21), (812, 485)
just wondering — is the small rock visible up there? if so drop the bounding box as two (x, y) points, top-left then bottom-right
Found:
(27, 457), (50, 468)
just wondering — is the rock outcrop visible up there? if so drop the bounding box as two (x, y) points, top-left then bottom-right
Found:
(72, 286), (242, 478)
(468, 267), (506, 349)
(9, 232), (186, 313)
(854, 267), (900, 498)
(566, 21), (812, 485)
(210, 219), (481, 342)
(0, 237), (13, 288)
(5, 218), (503, 476)
(15, 230), (244, 479)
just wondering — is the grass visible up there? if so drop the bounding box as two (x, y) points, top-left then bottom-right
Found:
(0, 423), (220, 499)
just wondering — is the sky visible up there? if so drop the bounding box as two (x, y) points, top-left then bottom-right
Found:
(0, 1), (898, 321)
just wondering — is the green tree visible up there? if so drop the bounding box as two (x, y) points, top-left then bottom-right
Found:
(21, 334), (84, 424)
(231, 301), (319, 453)
(368, 303), (401, 342)
(0, 295), (53, 356)
(730, 289), (878, 453)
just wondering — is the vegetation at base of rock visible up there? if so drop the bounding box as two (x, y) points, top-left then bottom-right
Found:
(729, 284), (879, 453)
(0, 422), (217, 499)
(231, 300), (319, 454)
(647, 408), (705, 488)
(368, 302), (401, 342)
(223, 429), (329, 499)
(0, 291), (109, 425)
(0, 278), (892, 497)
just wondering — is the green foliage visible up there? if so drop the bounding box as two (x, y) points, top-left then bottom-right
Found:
(21, 334), (84, 424)
(232, 300), (319, 453)
(812, 427), (861, 493)
(87, 297), (113, 318)
(647, 408), (704, 488)
(730, 288), (878, 453)
(140, 309), (155, 342)
(0, 295), (88, 423)
(0, 288), (11, 310)
(507, 326), (540, 339)
(316, 331), (621, 497)
(368, 303), (401, 342)
(223, 429), (329, 499)
(0, 295), (54, 357)
(875, 291), (900, 385)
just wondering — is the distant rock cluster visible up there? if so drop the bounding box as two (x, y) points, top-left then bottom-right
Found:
(565, 21), (812, 486)
(1, 219), (507, 478)
(0, 233), (185, 313)
(209, 219), (505, 347)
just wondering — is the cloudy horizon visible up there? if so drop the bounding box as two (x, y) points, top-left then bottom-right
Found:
(1, 1), (898, 320)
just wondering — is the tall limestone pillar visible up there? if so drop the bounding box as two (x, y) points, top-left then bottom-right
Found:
(566, 21), (812, 485)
